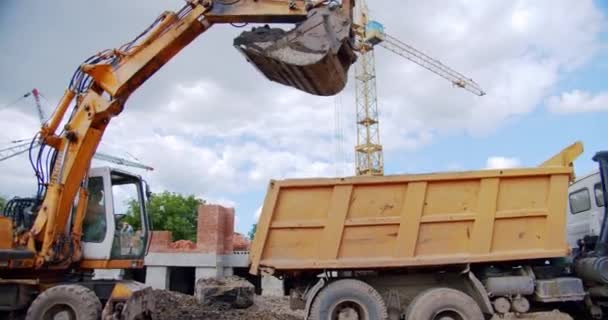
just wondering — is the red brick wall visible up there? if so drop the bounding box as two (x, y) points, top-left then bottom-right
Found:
(197, 205), (220, 253)
(223, 207), (235, 254)
(196, 204), (235, 254)
(149, 204), (237, 254)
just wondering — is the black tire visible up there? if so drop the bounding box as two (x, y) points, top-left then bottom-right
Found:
(26, 284), (102, 320)
(406, 287), (483, 320)
(309, 279), (388, 320)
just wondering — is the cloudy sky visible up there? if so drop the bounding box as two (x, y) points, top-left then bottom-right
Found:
(0, 1), (606, 234)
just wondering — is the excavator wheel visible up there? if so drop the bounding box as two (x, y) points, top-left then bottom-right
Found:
(25, 284), (102, 320)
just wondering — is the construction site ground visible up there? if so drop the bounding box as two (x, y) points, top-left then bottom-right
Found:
(152, 289), (574, 320)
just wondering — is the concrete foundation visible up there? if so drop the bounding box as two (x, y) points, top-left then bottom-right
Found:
(196, 267), (219, 280)
(146, 266), (170, 290)
(261, 275), (284, 297)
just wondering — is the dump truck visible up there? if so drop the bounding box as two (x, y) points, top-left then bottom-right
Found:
(250, 142), (608, 320)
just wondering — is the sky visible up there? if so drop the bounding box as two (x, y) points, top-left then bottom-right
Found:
(0, 1), (606, 234)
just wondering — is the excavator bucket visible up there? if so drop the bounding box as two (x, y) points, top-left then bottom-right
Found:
(102, 281), (154, 320)
(234, 6), (356, 96)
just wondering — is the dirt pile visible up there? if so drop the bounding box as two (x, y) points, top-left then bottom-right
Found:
(151, 290), (301, 320)
(495, 311), (573, 320)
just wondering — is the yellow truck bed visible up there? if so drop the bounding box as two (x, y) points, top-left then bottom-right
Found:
(250, 143), (583, 274)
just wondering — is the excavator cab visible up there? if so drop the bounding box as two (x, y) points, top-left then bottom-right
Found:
(82, 167), (150, 264)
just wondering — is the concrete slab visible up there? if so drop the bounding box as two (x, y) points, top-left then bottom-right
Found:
(146, 266), (170, 290)
(145, 252), (218, 267)
(261, 275), (284, 297)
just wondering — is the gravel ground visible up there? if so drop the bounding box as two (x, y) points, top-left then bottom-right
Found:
(492, 310), (573, 320)
(151, 290), (301, 320)
(152, 289), (574, 320)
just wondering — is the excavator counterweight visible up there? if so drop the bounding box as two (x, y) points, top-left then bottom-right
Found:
(235, 6), (356, 96)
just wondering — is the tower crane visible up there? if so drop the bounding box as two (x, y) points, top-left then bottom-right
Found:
(353, 1), (485, 176)
(0, 89), (154, 171)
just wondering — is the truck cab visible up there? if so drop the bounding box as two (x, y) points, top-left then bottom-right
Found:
(567, 170), (606, 248)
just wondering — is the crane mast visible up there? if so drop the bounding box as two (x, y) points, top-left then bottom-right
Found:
(353, 6), (485, 176)
(354, 0), (383, 176)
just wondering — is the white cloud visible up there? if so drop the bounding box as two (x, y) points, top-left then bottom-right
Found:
(0, 0), (605, 207)
(254, 206), (262, 219)
(486, 157), (521, 169)
(204, 197), (236, 209)
(372, 0), (603, 138)
(546, 90), (608, 113)
(0, 108), (44, 197)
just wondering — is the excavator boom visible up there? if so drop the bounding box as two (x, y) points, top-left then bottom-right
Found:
(1, 0), (355, 272)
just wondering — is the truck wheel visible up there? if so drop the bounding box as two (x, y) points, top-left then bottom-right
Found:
(309, 279), (388, 320)
(25, 284), (102, 320)
(406, 288), (483, 320)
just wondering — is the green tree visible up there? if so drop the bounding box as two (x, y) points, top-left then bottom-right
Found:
(0, 196), (6, 213)
(248, 224), (257, 240)
(124, 191), (204, 241)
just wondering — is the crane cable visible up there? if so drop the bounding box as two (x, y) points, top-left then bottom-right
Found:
(0, 92), (30, 112)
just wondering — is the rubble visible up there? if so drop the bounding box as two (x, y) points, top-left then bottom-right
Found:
(196, 276), (255, 309)
(494, 310), (573, 320)
(152, 274), (574, 320)
(151, 289), (301, 320)
(168, 240), (197, 250)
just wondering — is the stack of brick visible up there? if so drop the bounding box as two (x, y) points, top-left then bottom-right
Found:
(232, 233), (250, 251)
(197, 205), (235, 254)
(169, 240), (197, 250)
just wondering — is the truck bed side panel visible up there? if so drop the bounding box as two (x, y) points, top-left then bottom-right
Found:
(249, 168), (571, 274)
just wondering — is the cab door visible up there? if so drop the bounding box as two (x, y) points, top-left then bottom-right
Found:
(82, 167), (115, 260)
(566, 173), (602, 248)
(592, 181), (606, 236)
(107, 170), (149, 261)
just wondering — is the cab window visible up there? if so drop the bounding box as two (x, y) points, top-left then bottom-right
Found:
(110, 172), (146, 259)
(83, 177), (107, 243)
(596, 183), (605, 207)
(570, 188), (591, 214)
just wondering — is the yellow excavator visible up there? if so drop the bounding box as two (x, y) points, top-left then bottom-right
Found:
(0, 0), (356, 318)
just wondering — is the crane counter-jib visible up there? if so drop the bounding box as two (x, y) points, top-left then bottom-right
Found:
(250, 142), (583, 275)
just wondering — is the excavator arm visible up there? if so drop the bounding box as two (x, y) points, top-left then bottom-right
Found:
(20, 0), (356, 268)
